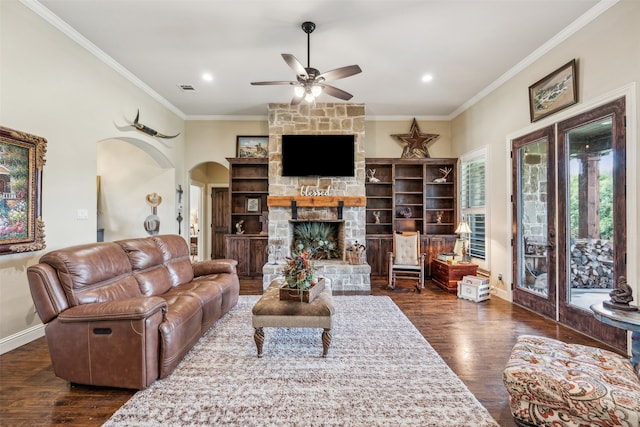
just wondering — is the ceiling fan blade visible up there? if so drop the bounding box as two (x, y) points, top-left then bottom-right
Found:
(282, 54), (308, 79)
(321, 84), (354, 101)
(317, 65), (362, 82)
(290, 94), (303, 105)
(250, 81), (296, 86)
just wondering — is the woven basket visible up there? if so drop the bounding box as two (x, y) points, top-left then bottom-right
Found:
(346, 250), (366, 265)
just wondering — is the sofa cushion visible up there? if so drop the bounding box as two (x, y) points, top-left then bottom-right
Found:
(503, 335), (640, 427)
(152, 235), (194, 286)
(157, 294), (203, 378)
(40, 242), (140, 306)
(117, 237), (173, 296)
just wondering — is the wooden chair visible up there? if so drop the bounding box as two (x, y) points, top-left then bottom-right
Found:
(388, 231), (426, 290)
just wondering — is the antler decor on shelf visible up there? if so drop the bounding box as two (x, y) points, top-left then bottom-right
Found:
(434, 167), (452, 183)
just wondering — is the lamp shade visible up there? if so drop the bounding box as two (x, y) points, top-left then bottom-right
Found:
(455, 220), (471, 234)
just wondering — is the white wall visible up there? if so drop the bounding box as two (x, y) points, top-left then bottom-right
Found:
(450, 0), (640, 300)
(0, 0), (185, 352)
(97, 139), (175, 242)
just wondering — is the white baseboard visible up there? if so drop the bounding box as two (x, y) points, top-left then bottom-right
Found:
(491, 286), (512, 302)
(0, 324), (45, 355)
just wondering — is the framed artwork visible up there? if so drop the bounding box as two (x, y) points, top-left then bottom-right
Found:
(0, 126), (47, 255)
(246, 197), (260, 213)
(236, 135), (268, 158)
(529, 59), (577, 122)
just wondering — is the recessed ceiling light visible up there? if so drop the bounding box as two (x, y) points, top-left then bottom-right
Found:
(421, 74), (433, 83)
(202, 73), (213, 82)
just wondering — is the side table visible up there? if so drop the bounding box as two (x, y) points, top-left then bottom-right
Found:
(591, 302), (640, 373)
(431, 259), (478, 293)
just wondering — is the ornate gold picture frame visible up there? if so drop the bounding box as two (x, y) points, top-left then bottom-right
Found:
(0, 126), (47, 255)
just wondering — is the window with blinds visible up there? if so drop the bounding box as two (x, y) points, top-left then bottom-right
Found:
(460, 149), (487, 261)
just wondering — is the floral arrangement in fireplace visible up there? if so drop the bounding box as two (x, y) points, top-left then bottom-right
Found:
(292, 222), (340, 260)
(283, 249), (315, 291)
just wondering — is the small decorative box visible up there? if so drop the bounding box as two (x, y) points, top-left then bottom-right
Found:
(457, 279), (490, 302)
(461, 275), (489, 286)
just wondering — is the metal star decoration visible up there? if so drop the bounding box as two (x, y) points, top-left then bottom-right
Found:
(391, 118), (440, 158)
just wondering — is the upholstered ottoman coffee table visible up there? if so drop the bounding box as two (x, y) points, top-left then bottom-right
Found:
(252, 278), (334, 357)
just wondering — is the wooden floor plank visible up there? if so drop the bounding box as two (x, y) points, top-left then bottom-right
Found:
(0, 278), (621, 426)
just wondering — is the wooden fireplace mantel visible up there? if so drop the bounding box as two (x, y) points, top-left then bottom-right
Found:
(267, 196), (366, 208)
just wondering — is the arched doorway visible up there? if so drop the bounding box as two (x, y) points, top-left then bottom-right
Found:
(97, 137), (174, 242)
(189, 162), (229, 259)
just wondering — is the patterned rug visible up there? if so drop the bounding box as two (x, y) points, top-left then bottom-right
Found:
(104, 295), (499, 426)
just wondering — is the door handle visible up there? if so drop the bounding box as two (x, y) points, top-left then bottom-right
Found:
(547, 241), (555, 251)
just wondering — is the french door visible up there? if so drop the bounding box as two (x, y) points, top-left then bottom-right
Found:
(556, 98), (626, 350)
(512, 127), (557, 320)
(512, 98), (627, 351)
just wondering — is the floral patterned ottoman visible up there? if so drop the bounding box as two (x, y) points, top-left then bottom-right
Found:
(503, 335), (640, 427)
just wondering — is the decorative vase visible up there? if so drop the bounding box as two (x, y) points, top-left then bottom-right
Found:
(279, 279), (325, 303)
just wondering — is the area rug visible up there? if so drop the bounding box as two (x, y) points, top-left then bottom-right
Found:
(104, 295), (499, 426)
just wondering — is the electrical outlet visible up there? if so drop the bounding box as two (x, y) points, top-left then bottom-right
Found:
(76, 209), (89, 220)
(498, 273), (503, 281)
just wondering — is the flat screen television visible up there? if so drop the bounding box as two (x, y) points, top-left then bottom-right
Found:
(281, 134), (355, 177)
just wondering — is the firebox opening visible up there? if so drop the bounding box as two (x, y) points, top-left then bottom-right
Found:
(290, 220), (345, 260)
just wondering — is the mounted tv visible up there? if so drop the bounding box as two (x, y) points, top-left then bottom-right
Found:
(281, 134), (355, 177)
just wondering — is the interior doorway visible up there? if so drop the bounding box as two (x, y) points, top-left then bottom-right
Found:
(189, 184), (202, 261)
(188, 162), (229, 260)
(211, 187), (228, 259)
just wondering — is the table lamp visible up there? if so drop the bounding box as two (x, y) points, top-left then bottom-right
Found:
(455, 220), (472, 263)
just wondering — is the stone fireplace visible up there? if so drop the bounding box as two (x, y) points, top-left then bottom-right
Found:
(262, 103), (371, 291)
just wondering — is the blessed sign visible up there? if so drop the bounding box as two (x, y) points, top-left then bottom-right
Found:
(299, 185), (332, 196)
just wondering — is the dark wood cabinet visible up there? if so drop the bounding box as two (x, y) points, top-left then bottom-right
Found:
(365, 158), (458, 279)
(431, 259), (478, 293)
(225, 235), (268, 281)
(225, 158), (269, 281)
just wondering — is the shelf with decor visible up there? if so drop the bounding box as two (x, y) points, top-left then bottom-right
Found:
(365, 160), (393, 235)
(227, 157), (269, 235)
(226, 157), (269, 282)
(365, 157), (458, 279)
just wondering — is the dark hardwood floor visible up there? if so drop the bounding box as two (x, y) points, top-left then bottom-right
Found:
(0, 278), (621, 426)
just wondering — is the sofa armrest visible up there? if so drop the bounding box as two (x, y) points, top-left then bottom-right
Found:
(57, 297), (167, 323)
(193, 258), (238, 276)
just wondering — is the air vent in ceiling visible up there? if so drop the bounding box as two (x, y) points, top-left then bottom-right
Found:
(177, 84), (196, 92)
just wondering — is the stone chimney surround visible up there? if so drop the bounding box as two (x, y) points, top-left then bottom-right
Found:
(262, 103), (371, 292)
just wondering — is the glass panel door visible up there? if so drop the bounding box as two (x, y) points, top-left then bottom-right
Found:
(511, 127), (556, 319)
(557, 97), (626, 351)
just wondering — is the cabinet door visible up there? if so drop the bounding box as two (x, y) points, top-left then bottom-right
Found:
(225, 236), (249, 276)
(249, 237), (268, 277)
(366, 236), (392, 278)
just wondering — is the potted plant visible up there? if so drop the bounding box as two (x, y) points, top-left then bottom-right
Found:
(280, 249), (324, 302)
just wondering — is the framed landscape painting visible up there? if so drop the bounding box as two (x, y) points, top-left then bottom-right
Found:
(236, 136), (268, 158)
(529, 59), (577, 122)
(0, 126), (47, 255)
(246, 197), (260, 213)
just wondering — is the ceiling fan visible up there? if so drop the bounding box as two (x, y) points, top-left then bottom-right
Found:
(251, 21), (362, 104)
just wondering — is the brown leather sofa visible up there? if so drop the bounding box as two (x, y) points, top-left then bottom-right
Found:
(26, 234), (240, 390)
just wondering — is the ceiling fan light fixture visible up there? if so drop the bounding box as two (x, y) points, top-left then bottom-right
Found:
(304, 91), (315, 103)
(250, 21), (361, 104)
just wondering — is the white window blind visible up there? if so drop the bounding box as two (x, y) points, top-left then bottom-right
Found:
(460, 150), (487, 261)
